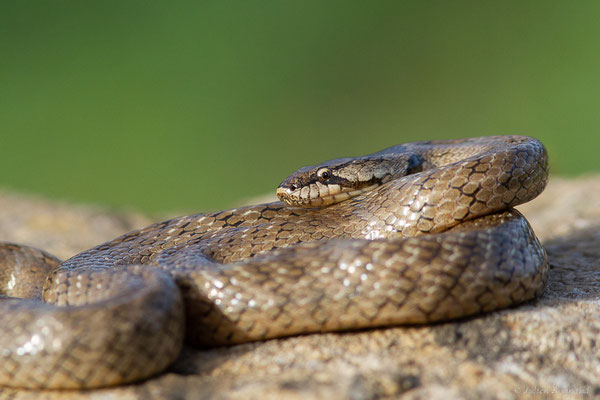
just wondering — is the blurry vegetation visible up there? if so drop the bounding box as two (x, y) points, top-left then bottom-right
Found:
(0, 1), (598, 213)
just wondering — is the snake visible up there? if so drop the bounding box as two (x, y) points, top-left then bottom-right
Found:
(0, 135), (549, 390)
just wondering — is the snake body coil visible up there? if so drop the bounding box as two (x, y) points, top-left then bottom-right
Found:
(0, 135), (548, 389)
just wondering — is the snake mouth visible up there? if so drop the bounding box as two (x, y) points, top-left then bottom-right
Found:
(277, 184), (379, 208)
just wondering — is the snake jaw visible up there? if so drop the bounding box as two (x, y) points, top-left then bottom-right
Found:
(276, 186), (313, 207)
(277, 184), (380, 208)
(276, 187), (299, 205)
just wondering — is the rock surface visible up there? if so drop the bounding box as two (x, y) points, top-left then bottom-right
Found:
(0, 176), (599, 400)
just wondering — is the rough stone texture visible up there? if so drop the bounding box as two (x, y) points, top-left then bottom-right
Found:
(0, 191), (151, 261)
(0, 176), (599, 399)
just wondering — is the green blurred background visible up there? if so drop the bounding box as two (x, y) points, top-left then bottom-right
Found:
(1, 1), (598, 214)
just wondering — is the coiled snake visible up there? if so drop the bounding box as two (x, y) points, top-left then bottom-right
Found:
(0, 135), (548, 390)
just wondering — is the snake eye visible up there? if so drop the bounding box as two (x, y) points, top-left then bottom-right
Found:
(317, 168), (332, 182)
(290, 183), (298, 191)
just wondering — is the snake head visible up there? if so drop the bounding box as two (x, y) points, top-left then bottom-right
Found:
(277, 153), (424, 208)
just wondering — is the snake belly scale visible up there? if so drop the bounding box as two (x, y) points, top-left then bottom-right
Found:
(0, 135), (548, 389)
